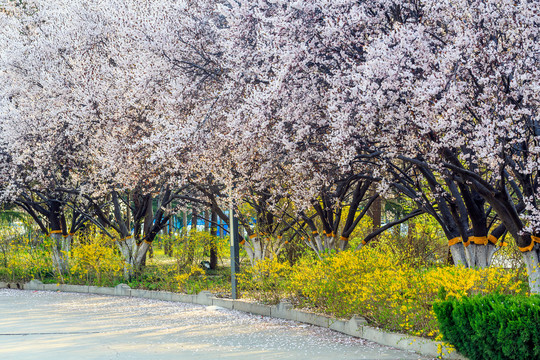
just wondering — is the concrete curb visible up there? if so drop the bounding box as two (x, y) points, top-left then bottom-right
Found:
(1, 280), (464, 359)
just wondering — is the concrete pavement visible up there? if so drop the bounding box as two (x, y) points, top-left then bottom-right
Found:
(0, 289), (431, 359)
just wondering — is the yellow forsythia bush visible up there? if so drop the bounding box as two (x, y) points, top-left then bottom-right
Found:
(0, 237), (53, 282)
(174, 265), (206, 292)
(239, 257), (292, 304)
(69, 235), (124, 285)
(287, 248), (525, 337)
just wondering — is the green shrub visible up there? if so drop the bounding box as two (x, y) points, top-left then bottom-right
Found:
(434, 294), (540, 360)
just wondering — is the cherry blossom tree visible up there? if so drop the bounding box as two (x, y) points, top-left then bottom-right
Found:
(387, 157), (512, 267)
(197, 0), (430, 261)
(0, 0), (221, 271)
(2, 0), (538, 293)
(331, 0), (540, 290)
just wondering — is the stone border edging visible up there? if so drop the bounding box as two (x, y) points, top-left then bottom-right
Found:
(0, 280), (464, 359)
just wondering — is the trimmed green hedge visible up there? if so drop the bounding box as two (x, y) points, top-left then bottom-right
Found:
(433, 294), (540, 360)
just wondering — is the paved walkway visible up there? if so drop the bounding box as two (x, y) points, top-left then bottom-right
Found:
(0, 289), (430, 360)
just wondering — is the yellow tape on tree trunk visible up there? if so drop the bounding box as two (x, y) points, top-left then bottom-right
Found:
(448, 237), (462, 246)
(239, 239), (246, 245)
(361, 240), (367, 245)
(520, 235), (540, 252)
(487, 234), (498, 245)
(249, 234), (257, 239)
(463, 237), (471, 247)
(340, 236), (348, 241)
(49, 230), (62, 235)
(519, 242), (535, 252)
(470, 236), (488, 245)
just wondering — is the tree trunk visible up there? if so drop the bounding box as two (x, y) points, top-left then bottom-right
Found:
(209, 207), (218, 269)
(115, 235), (136, 279)
(448, 236), (500, 268)
(522, 246), (540, 294)
(143, 196), (153, 262)
(183, 211), (188, 236)
(49, 232), (70, 275)
(367, 188), (382, 233)
(449, 241), (468, 267)
(165, 214), (173, 257)
(204, 211), (209, 232)
(48, 200), (70, 275)
(187, 208), (197, 264)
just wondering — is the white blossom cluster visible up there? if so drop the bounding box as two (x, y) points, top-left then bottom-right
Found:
(0, 0), (538, 242)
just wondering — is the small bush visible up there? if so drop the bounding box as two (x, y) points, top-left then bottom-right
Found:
(164, 231), (225, 269)
(371, 213), (448, 268)
(434, 294), (540, 360)
(238, 257), (292, 304)
(287, 249), (525, 337)
(174, 265), (206, 293)
(69, 234), (124, 285)
(1, 236), (53, 282)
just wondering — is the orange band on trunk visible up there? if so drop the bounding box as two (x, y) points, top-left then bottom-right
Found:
(520, 235), (540, 252)
(487, 234), (498, 245)
(470, 236), (488, 245)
